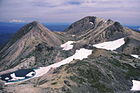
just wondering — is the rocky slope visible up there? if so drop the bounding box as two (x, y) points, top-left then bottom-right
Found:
(0, 16), (140, 93)
(1, 48), (140, 93)
(0, 21), (64, 71)
(65, 16), (140, 55)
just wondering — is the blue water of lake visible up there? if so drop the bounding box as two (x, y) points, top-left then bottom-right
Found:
(0, 68), (36, 83)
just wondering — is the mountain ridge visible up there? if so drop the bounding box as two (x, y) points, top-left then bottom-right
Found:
(0, 21), (63, 71)
(64, 16), (140, 55)
(0, 16), (140, 93)
(0, 16), (140, 71)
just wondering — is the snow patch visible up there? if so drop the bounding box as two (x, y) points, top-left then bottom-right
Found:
(131, 54), (140, 59)
(72, 48), (92, 60)
(26, 72), (36, 77)
(34, 67), (51, 77)
(90, 22), (93, 24)
(61, 41), (74, 50)
(34, 48), (92, 77)
(93, 38), (125, 51)
(10, 73), (25, 81)
(51, 48), (92, 68)
(5, 77), (9, 80)
(131, 80), (140, 91)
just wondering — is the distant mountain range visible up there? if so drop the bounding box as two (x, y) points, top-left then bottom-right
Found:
(0, 16), (140, 93)
(127, 26), (140, 32)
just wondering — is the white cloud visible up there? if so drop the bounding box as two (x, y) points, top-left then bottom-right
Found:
(0, 0), (140, 25)
(9, 19), (25, 23)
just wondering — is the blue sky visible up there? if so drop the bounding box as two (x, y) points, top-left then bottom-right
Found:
(0, 0), (140, 25)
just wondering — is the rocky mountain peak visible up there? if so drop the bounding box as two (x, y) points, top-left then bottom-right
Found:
(64, 16), (140, 55)
(0, 21), (39, 51)
(0, 21), (63, 71)
(81, 16), (111, 23)
(31, 21), (39, 24)
(64, 16), (139, 41)
(64, 16), (114, 34)
(30, 21), (43, 29)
